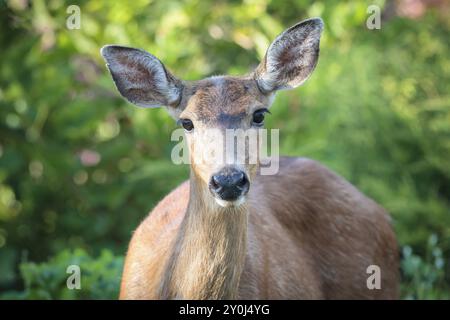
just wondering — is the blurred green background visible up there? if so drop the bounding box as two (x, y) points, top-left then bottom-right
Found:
(0, 0), (449, 299)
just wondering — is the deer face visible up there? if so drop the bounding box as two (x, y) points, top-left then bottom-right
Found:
(178, 77), (272, 207)
(101, 18), (323, 207)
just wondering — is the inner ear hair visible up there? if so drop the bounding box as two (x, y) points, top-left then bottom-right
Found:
(254, 17), (324, 93)
(101, 45), (183, 108)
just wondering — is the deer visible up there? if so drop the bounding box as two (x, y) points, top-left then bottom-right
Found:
(101, 18), (399, 300)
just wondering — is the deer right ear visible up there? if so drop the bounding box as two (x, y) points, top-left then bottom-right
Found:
(101, 45), (183, 108)
(254, 18), (324, 93)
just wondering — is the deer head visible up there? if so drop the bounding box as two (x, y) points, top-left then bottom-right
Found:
(101, 18), (323, 208)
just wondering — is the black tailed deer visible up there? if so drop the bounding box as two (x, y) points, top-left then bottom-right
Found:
(101, 18), (399, 299)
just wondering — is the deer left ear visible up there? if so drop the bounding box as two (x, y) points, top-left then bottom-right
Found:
(254, 18), (324, 93)
(101, 45), (183, 109)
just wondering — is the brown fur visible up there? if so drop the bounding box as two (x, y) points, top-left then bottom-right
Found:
(120, 157), (399, 299)
(180, 77), (267, 126)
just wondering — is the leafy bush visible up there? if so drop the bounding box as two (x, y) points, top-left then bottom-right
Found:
(1, 249), (123, 299)
(401, 235), (449, 300)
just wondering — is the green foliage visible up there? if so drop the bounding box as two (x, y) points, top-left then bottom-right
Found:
(401, 235), (449, 299)
(1, 249), (123, 299)
(0, 0), (449, 299)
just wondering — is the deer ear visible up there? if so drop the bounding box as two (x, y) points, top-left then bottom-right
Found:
(101, 45), (183, 108)
(254, 18), (323, 93)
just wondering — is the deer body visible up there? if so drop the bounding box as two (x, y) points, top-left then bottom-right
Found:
(119, 157), (398, 299)
(102, 18), (399, 300)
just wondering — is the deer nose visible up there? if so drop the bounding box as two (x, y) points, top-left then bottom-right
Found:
(209, 167), (249, 201)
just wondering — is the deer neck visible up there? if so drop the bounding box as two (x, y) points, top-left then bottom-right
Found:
(160, 171), (248, 299)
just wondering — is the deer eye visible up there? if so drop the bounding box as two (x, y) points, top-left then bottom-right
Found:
(179, 119), (194, 132)
(252, 108), (270, 126)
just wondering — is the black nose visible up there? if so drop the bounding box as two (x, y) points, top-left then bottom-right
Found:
(209, 167), (249, 201)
